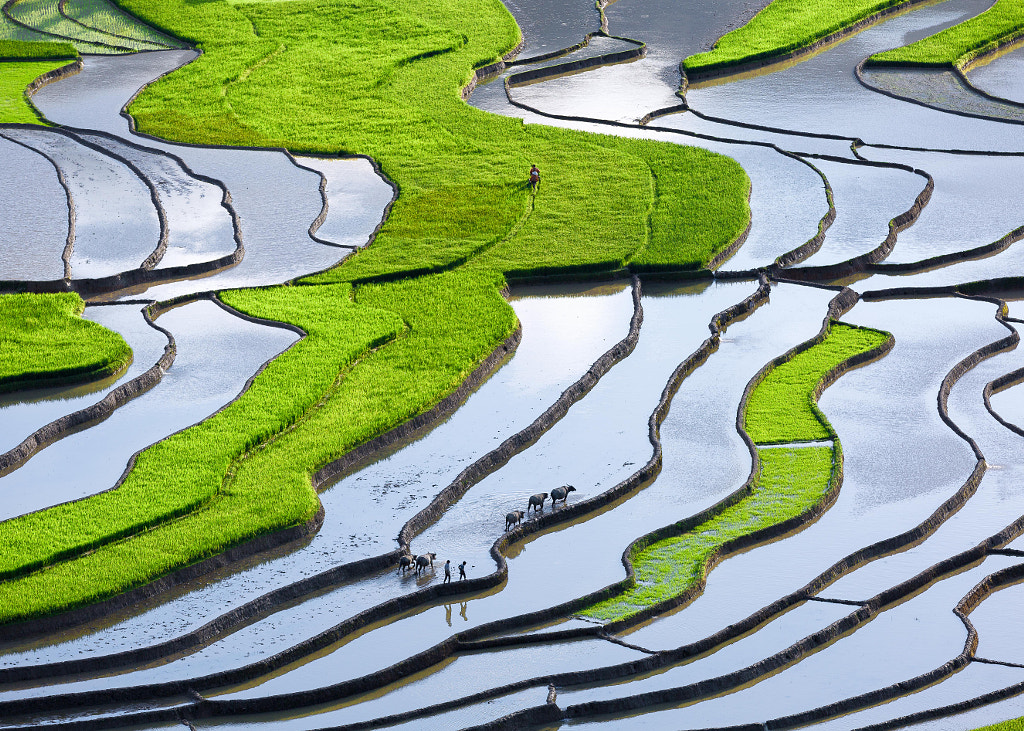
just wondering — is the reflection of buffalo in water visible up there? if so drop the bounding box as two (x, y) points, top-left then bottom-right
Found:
(551, 485), (576, 506)
(528, 493), (548, 513)
(505, 509), (525, 531)
(415, 552), (437, 575)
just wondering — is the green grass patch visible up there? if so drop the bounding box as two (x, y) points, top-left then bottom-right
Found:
(5, 0), (127, 54)
(582, 446), (837, 623)
(745, 321), (890, 444)
(0, 271), (519, 623)
(868, 0), (1024, 69)
(0, 39), (77, 59)
(975, 719), (1024, 731)
(0, 58), (71, 124)
(0, 293), (131, 393)
(63, 0), (184, 49)
(683, 0), (912, 76)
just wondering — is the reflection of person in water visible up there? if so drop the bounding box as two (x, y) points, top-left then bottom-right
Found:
(529, 164), (540, 191)
(445, 604), (452, 626)
(460, 602), (468, 621)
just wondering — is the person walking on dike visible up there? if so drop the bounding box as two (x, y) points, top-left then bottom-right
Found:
(444, 559), (452, 584)
(529, 164), (540, 191)
(458, 560), (467, 581)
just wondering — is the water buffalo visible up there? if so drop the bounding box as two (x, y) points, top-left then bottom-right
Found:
(398, 553), (413, 574)
(551, 485), (576, 506)
(415, 552), (437, 575)
(505, 509), (525, 531)
(528, 493), (548, 514)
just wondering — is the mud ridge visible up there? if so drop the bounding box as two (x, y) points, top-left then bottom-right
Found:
(574, 287), (878, 633)
(678, 0), (943, 90)
(56, 0), (176, 50)
(0, 291), (335, 639)
(0, 127), (76, 279)
(855, 58), (1024, 127)
(0, 306), (174, 479)
(506, 35), (646, 88)
(0, 122), (248, 296)
(774, 155), (934, 282)
(772, 152), (836, 268)
(2, 0), (133, 52)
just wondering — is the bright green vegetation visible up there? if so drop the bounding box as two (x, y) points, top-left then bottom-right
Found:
(683, 0), (911, 76)
(0, 0), (753, 623)
(63, 0), (182, 49)
(745, 322), (891, 444)
(119, 0), (750, 283)
(579, 320), (891, 624)
(868, 0), (1024, 69)
(5, 0), (126, 54)
(0, 58), (70, 123)
(0, 272), (519, 622)
(976, 718), (1024, 730)
(0, 293), (131, 393)
(0, 39), (76, 58)
(583, 446), (837, 622)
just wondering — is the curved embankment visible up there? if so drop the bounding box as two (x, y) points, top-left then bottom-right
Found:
(678, 0), (936, 89)
(0, 304), (172, 478)
(0, 276), (642, 682)
(0, 277), (769, 721)
(0, 292), (131, 395)
(0, 123), (245, 297)
(504, 32), (646, 89)
(855, 60), (1024, 126)
(579, 313), (892, 625)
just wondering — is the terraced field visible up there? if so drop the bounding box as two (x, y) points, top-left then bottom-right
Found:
(3, 0), (1024, 728)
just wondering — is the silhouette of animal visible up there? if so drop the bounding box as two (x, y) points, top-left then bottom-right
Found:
(505, 510), (525, 531)
(415, 552), (437, 575)
(528, 493), (548, 513)
(551, 485), (576, 506)
(398, 553), (413, 574)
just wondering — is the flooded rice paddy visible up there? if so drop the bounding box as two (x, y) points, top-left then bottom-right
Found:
(3, 0), (1024, 727)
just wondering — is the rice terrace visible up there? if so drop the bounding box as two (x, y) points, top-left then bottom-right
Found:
(4, 0), (1024, 727)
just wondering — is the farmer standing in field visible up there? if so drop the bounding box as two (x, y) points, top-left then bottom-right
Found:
(529, 164), (540, 191)
(443, 559), (452, 584)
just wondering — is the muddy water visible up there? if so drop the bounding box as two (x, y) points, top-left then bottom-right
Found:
(969, 46), (1024, 105)
(28, 52), (381, 298)
(0, 136), (67, 281)
(684, 0), (1024, 153)
(622, 296), (1000, 651)
(0, 300), (297, 521)
(860, 67), (1024, 123)
(789, 158), (924, 268)
(1, 127), (161, 279)
(0, 286), (633, 671)
(562, 557), (1019, 729)
(290, 156), (394, 248)
(0, 304), (166, 453)
(75, 132), (238, 268)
